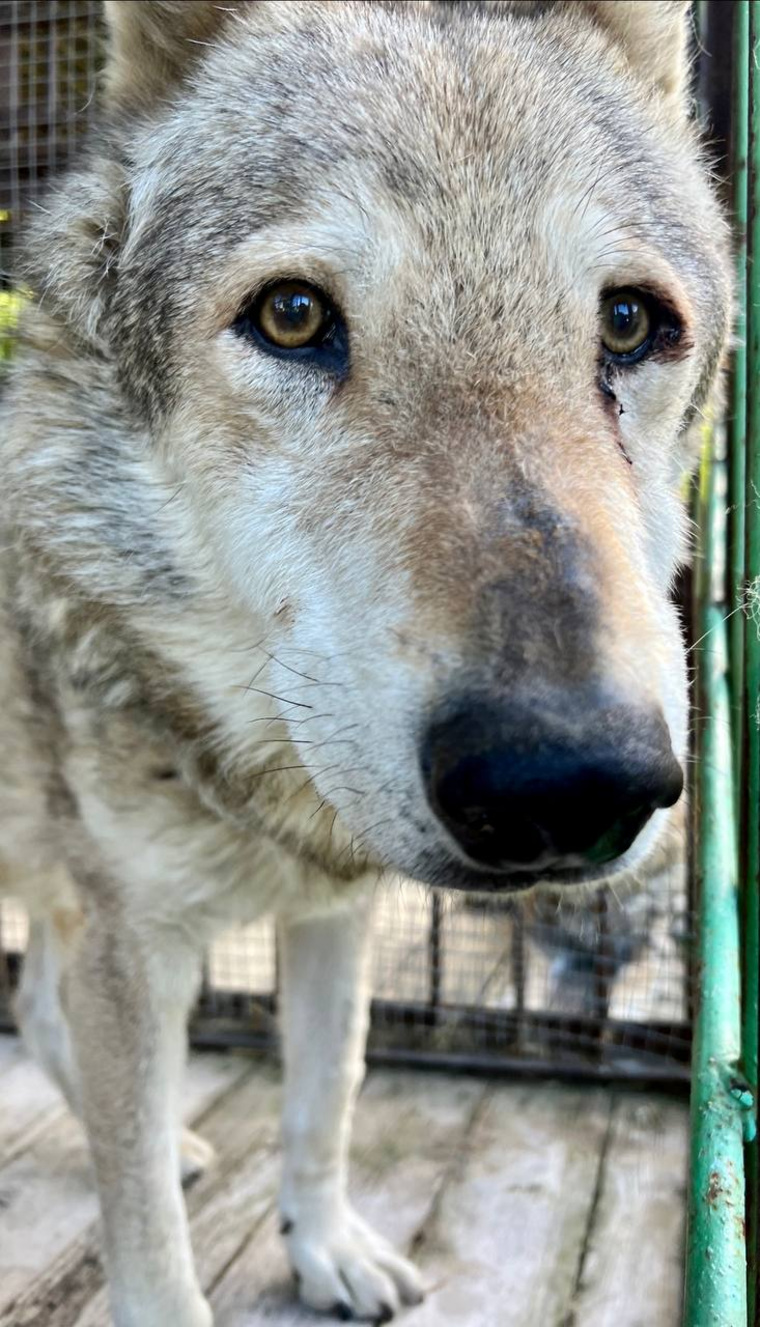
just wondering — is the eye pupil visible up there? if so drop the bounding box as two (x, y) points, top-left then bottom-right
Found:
(611, 298), (637, 333)
(601, 288), (652, 360)
(272, 291), (313, 330)
(256, 281), (327, 349)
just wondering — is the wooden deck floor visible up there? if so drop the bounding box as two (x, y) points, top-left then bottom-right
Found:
(0, 1034), (687, 1327)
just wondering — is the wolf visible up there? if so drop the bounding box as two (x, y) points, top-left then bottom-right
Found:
(0, 1), (730, 1324)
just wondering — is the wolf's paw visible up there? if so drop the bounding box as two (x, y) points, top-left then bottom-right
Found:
(180, 1127), (217, 1187)
(282, 1205), (424, 1322)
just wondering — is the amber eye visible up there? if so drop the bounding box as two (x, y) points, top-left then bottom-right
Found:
(256, 281), (327, 348)
(234, 278), (348, 374)
(600, 290), (652, 361)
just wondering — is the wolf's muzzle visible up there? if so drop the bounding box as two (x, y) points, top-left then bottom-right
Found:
(420, 692), (683, 877)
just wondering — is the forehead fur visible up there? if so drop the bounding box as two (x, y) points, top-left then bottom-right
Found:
(106, 0), (727, 423)
(122, 2), (698, 227)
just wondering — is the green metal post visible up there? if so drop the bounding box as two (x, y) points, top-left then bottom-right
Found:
(731, 0), (749, 810)
(684, 6), (753, 1320)
(745, 3), (760, 1315)
(686, 432), (748, 1327)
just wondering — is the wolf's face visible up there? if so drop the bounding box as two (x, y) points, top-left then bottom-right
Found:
(85, 2), (731, 888)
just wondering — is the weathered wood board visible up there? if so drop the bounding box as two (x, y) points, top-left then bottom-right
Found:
(0, 1042), (688, 1327)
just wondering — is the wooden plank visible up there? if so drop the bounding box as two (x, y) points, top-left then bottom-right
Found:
(0, 1049), (251, 1322)
(209, 1069), (487, 1324)
(404, 1083), (613, 1327)
(0, 1051), (67, 1165)
(565, 1093), (688, 1327)
(70, 1062), (285, 1327)
(0, 1112), (95, 1319)
(0, 1058), (689, 1327)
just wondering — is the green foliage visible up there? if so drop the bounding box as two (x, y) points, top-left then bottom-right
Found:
(0, 289), (27, 363)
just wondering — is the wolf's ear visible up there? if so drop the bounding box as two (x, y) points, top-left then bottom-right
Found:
(580, 1), (693, 109)
(102, 1), (245, 111)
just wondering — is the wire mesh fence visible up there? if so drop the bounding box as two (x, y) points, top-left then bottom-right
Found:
(0, 0), (101, 300)
(185, 827), (692, 1081)
(0, 0), (694, 1086)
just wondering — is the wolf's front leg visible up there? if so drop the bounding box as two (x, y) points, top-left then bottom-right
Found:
(67, 906), (211, 1327)
(278, 892), (424, 1322)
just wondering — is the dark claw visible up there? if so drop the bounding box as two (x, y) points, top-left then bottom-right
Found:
(280, 1218), (294, 1236)
(333, 1303), (355, 1322)
(374, 1306), (394, 1325)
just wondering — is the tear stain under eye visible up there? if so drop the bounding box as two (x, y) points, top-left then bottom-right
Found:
(613, 398), (633, 465)
(600, 377), (633, 467)
(618, 436), (633, 466)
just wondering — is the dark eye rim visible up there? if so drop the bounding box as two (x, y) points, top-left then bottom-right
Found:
(232, 278), (349, 377)
(600, 286), (683, 369)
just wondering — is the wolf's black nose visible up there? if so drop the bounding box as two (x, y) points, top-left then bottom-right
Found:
(421, 695), (682, 874)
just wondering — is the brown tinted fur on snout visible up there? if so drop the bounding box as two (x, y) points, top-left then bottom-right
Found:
(0, 3), (731, 1324)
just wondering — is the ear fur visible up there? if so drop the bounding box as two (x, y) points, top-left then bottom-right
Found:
(578, 1), (693, 109)
(102, 1), (245, 111)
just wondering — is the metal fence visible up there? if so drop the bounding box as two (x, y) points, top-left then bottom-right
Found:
(0, 0), (700, 1093)
(685, 2), (760, 1322)
(0, 0), (100, 290)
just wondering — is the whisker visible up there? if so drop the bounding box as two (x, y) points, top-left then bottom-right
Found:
(288, 712), (335, 727)
(246, 712), (296, 726)
(242, 685), (313, 710)
(264, 651), (322, 684)
(688, 600), (747, 653)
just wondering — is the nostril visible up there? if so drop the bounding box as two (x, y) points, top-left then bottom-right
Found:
(421, 696), (683, 875)
(430, 752), (550, 866)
